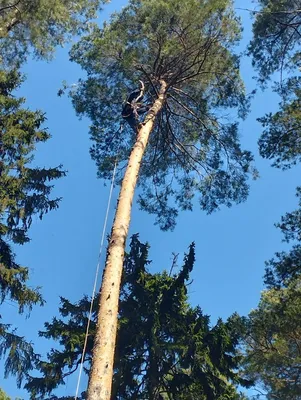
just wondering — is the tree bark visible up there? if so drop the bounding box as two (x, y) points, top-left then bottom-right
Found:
(87, 80), (167, 400)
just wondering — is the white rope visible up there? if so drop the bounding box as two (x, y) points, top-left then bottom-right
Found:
(74, 159), (118, 400)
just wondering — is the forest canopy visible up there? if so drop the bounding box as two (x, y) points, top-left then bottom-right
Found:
(0, 0), (300, 399)
(69, 0), (254, 230)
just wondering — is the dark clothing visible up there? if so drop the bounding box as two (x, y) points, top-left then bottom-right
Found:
(122, 88), (146, 132)
(122, 111), (138, 131)
(127, 89), (142, 104)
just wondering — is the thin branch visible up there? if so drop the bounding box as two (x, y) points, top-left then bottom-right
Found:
(252, 387), (281, 399)
(136, 64), (159, 97)
(164, 106), (208, 177)
(169, 253), (179, 277)
(153, 35), (163, 74)
(236, 7), (301, 15)
(170, 35), (217, 86)
(0, 0), (20, 14)
(62, 354), (90, 378)
(172, 86), (199, 105)
(168, 92), (233, 168)
(278, 21), (301, 83)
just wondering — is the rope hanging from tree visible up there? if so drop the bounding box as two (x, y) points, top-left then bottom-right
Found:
(74, 80), (148, 397)
(74, 158), (118, 400)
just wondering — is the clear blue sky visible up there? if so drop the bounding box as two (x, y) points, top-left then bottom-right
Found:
(1, 0), (300, 398)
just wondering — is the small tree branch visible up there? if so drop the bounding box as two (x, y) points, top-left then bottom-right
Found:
(236, 7), (301, 15)
(0, 0), (20, 14)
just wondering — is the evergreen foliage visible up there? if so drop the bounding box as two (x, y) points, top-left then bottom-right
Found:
(0, 68), (65, 311)
(0, 388), (11, 400)
(0, 68), (65, 386)
(258, 78), (300, 169)
(264, 187), (301, 289)
(0, 324), (38, 388)
(248, 0), (300, 84)
(69, 0), (255, 231)
(242, 278), (301, 400)
(243, 5), (301, 395)
(0, 0), (109, 391)
(241, 187), (301, 398)
(248, 0), (301, 169)
(25, 236), (249, 400)
(0, 0), (107, 65)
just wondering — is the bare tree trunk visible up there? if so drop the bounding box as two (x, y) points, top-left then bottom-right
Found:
(87, 80), (167, 400)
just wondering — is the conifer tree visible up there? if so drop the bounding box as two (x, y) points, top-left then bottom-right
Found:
(248, 0), (300, 169)
(241, 187), (301, 398)
(241, 6), (301, 394)
(25, 236), (250, 400)
(0, 68), (65, 385)
(0, 388), (11, 400)
(242, 278), (301, 400)
(0, 0), (107, 65)
(68, 0), (254, 397)
(0, 0), (105, 389)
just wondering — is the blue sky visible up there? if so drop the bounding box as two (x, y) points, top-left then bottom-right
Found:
(1, 0), (300, 398)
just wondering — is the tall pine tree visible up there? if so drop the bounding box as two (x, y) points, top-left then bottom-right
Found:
(0, 0), (107, 66)
(248, 0), (301, 169)
(68, 1), (254, 396)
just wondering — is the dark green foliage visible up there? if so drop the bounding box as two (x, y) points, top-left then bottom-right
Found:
(264, 245), (301, 289)
(241, 186), (301, 398)
(248, 0), (301, 169)
(242, 278), (301, 400)
(0, 238), (42, 310)
(25, 236), (248, 399)
(0, 0), (104, 393)
(264, 187), (301, 288)
(0, 69), (65, 311)
(0, 0), (107, 65)
(0, 323), (39, 388)
(69, 0), (254, 230)
(0, 68), (65, 387)
(258, 77), (301, 169)
(245, 8), (301, 393)
(248, 0), (300, 84)
(276, 186), (301, 243)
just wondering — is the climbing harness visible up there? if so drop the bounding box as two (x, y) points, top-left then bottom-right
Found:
(121, 81), (148, 131)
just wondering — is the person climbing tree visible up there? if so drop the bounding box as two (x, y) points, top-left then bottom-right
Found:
(122, 80), (149, 132)
(68, 0), (255, 398)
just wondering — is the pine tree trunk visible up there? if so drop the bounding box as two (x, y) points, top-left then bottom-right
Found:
(87, 80), (167, 400)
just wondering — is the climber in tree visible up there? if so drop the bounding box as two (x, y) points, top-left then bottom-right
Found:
(122, 80), (148, 131)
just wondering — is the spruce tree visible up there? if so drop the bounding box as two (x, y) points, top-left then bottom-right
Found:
(25, 236), (250, 400)
(0, 68), (65, 385)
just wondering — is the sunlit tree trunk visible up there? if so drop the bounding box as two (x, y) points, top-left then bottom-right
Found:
(87, 81), (167, 400)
